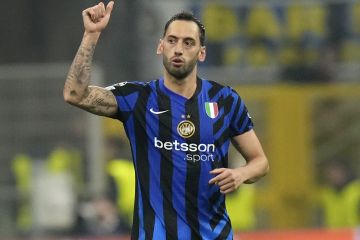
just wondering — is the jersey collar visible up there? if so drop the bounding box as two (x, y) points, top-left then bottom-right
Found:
(158, 76), (202, 102)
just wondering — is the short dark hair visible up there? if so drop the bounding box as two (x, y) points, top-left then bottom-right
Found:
(163, 12), (206, 46)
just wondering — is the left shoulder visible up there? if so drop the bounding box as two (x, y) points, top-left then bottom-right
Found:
(201, 78), (237, 98)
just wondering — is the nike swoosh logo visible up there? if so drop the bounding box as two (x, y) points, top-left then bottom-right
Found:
(150, 108), (169, 115)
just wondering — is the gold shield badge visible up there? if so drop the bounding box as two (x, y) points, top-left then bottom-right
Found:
(177, 120), (195, 138)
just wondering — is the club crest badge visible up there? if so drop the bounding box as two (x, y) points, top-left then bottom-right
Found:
(177, 120), (195, 138)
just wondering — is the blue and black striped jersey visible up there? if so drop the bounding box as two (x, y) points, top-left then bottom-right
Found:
(108, 77), (253, 240)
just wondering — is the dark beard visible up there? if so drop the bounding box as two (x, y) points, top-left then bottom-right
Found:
(163, 57), (197, 80)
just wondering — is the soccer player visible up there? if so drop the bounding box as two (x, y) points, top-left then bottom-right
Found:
(63, 2), (269, 239)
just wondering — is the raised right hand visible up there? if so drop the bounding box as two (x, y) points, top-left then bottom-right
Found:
(82, 1), (114, 34)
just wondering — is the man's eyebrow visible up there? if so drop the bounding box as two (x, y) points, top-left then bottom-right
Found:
(184, 37), (196, 41)
(167, 35), (196, 42)
(166, 35), (178, 39)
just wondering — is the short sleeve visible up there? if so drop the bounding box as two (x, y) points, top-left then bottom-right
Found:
(229, 89), (254, 137)
(105, 81), (143, 122)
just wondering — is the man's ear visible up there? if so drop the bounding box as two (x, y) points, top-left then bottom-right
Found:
(198, 46), (206, 62)
(156, 39), (163, 55)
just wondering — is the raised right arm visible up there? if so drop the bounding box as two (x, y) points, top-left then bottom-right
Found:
(63, 1), (117, 117)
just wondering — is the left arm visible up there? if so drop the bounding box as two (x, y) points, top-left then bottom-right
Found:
(209, 129), (269, 194)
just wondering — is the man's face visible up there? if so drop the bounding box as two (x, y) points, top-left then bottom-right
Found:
(157, 20), (206, 80)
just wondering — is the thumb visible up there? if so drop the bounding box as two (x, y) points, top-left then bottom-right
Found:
(106, 1), (115, 15)
(210, 168), (225, 175)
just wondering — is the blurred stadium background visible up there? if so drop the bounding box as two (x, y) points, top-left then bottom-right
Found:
(1, 0), (360, 239)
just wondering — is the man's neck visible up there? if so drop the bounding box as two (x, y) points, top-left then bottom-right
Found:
(163, 69), (198, 99)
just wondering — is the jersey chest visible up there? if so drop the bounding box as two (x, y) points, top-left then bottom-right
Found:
(142, 94), (227, 145)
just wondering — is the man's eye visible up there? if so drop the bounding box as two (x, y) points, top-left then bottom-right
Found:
(168, 38), (176, 44)
(184, 41), (194, 47)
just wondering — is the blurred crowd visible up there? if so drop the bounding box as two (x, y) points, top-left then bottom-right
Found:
(196, 1), (360, 82)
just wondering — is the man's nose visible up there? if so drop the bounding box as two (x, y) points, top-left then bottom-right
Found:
(174, 42), (184, 55)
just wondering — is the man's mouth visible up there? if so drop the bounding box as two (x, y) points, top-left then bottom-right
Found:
(171, 58), (184, 67)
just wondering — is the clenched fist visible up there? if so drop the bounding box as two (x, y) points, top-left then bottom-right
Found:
(82, 1), (114, 33)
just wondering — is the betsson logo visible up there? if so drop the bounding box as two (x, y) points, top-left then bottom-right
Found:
(154, 137), (215, 162)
